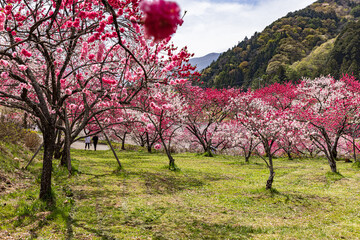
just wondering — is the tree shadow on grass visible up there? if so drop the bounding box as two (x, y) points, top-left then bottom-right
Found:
(181, 220), (266, 240)
(250, 187), (334, 208)
(67, 220), (116, 240)
(140, 171), (204, 194)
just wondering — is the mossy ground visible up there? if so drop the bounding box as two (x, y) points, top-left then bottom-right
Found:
(1, 147), (360, 239)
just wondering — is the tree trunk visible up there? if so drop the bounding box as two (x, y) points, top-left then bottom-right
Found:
(265, 154), (275, 190)
(146, 132), (152, 153)
(266, 170), (275, 190)
(39, 125), (56, 201)
(204, 144), (214, 157)
(121, 132), (127, 150)
(167, 151), (176, 170)
(23, 112), (28, 129)
(162, 141), (175, 170)
(245, 149), (251, 163)
(147, 145), (152, 153)
(54, 130), (63, 159)
(331, 147), (338, 161)
(205, 147), (213, 157)
(54, 143), (63, 159)
(64, 113), (72, 174)
(287, 151), (293, 160)
(60, 131), (71, 174)
(353, 138), (357, 163)
(94, 116), (122, 169)
(328, 156), (337, 173)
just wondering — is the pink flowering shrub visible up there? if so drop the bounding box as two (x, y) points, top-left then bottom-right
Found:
(140, 0), (183, 41)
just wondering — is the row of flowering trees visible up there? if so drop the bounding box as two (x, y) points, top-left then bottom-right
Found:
(1, 0), (360, 199)
(0, 0), (193, 200)
(98, 75), (360, 189)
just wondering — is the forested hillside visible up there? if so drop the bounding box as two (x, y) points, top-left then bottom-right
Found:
(200, 0), (360, 88)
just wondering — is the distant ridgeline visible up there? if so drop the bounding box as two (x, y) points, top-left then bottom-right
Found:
(200, 0), (360, 89)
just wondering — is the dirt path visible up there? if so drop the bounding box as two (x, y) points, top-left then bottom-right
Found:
(70, 141), (110, 151)
(38, 134), (110, 151)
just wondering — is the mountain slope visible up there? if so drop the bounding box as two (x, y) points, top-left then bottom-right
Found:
(324, 20), (360, 78)
(189, 53), (221, 71)
(200, 0), (360, 89)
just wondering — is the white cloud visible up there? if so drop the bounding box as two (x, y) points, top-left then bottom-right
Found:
(171, 0), (316, 57)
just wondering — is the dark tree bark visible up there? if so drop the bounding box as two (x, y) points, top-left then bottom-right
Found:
(39, 124), (56, 200)
(121, 132), (127, 150)
(287, 151), (293, 160)
(23, 112), (28, 129)
(265, 152), (275, 190)
(146, 132), (152, 153)
(353, 138), (358, 163)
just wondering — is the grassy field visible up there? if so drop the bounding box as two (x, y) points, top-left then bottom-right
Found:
(1, 147), (360, 239)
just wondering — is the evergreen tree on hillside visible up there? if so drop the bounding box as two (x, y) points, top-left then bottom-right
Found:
(324, 21), (360, 79)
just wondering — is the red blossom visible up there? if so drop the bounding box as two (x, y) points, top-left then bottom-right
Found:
(140, 0), (183, 41)
(108, 0), (122, 9)
(21, 48), (32, 57)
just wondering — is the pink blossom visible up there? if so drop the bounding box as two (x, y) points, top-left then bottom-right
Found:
(107, 15), (114, 24)
(146, 123), (154, 130)
(0, 13), (5, 31)
(140, 0), (183, 41)
(179, 78), (187, 84)
(19, 65), (28, 71)
(72, 19), (80, 28)
(14, 37), (22, 42)
(65, 89), (72, 95)
(129, 16), (137, 22)
(69, 104), (77, 110)
(102, 77), (116, 84)
(154, 144), (161, 150)
(117, 9), (123, 16)
(108, 0), (122, 9)
(21, 49), (32, 57)
(1, 72), (9, 78)
(80, 42), (88, 60)
(88, 54), (95, 60)
(56, 48), (63, 53)
(88, 35), (96, 43)
(97, 43), (105, 62)
(4, 5), (12, 11)
(0, 60), (9, 66)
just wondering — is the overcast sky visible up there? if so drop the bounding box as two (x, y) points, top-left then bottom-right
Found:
(171, 0), (316, 57)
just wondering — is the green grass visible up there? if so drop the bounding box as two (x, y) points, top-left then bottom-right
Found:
(1, 148), (360, 239)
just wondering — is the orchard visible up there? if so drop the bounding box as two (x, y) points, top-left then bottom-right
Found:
(0, 0), (360, 204)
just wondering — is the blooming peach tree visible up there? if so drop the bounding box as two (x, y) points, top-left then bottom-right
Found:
(231, 88), (299, 189)
(294, 76), (360, 172)
(0, 0), (186, 200)
(179, 86), (236, 156)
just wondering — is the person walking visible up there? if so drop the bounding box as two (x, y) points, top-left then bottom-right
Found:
(85, 136), (91, 150)
(92, 135), (99, 151)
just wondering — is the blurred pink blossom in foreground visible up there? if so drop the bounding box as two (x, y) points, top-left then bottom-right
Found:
(140, 0), (183, 41)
